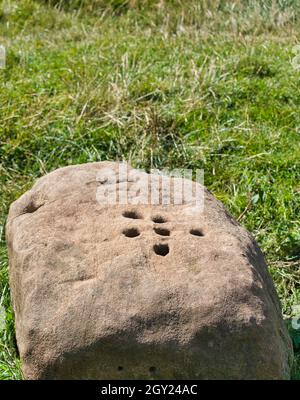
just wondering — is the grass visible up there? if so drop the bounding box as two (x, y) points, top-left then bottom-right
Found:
(0, 0), (299, 379)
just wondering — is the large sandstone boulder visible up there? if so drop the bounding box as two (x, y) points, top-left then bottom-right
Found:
(6, 162), (293, 379)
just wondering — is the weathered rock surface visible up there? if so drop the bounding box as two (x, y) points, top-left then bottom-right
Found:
(6, 162), (293, 379)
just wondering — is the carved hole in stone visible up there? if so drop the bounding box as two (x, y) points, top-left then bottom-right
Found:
(153, 243), (169, 256)
(190, 228), (204, 237)
(154, 227), (170, 236)
(152, 215), (167, 223)
(122, 228), (140, 238)
(122, 210), (143, 219)
(117, 366), (123, 371)
(149, 366), (156, 374)
(24, 202), (39, 214)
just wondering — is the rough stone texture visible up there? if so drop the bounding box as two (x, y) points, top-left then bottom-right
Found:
(6, 162), (293, 380)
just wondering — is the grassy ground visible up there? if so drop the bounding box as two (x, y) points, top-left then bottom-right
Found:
(0, 0), (300, 379)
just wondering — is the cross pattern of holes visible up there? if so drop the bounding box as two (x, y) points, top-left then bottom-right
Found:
(122, 210), (205, 257)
